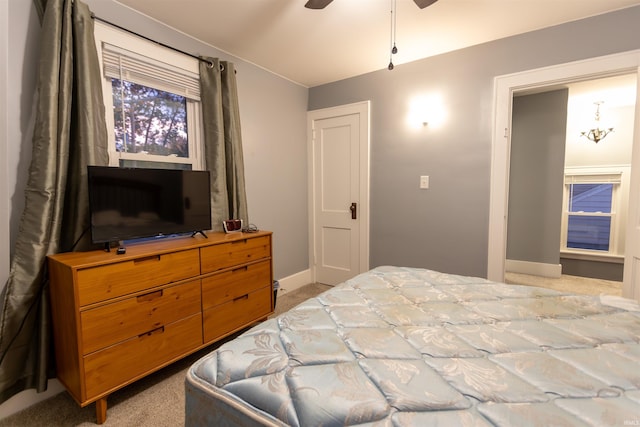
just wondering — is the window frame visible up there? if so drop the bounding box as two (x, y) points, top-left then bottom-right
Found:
(560, 167), (626, 258)
(93, 22), (204, 170)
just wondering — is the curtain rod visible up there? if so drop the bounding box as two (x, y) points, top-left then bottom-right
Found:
(91, 14), (219, 70)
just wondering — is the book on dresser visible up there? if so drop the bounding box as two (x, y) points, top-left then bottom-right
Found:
(47, 231), (273, 424)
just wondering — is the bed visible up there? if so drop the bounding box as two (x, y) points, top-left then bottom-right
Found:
(185, 266), (640, 426)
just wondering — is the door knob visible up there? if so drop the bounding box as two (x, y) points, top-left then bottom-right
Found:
(350, 202), (357, 220)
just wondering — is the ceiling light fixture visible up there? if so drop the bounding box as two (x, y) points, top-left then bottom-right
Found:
(388, 0), (397, 70)
(581, 101), (614, 143)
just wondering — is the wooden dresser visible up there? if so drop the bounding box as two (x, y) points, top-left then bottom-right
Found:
(47, 231), (273, 424)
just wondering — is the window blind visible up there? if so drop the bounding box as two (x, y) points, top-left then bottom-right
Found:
(564, 172), (622, 185)
(102, 43), (200, 101)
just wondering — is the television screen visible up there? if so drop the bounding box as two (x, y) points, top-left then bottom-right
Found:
(88, 166), (212, 244)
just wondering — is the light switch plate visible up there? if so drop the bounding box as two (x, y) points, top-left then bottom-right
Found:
(420, 175), (429, 189)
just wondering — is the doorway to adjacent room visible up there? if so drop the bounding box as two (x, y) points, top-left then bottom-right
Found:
(487, 49), (640, 301)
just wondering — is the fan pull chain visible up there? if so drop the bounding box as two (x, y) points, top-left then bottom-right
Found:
(388, 0), (397, 70)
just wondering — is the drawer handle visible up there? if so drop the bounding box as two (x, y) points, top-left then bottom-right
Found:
(139, 326), (164, 338)
(231, 239), (248, 245)
(233, 294), (249, 302)
(232, 266), (248, 273)
(137, 290), (163, 303)
(134, 255), (161, 264)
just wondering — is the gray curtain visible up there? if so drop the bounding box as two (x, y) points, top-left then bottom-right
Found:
(199, 58), (249, 231)
(0, 0), (108, 403)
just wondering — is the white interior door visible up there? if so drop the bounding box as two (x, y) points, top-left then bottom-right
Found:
(308, 101), (370, 285)
(622, 68), (640, 301)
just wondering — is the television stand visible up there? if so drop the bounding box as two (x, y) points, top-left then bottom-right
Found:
(191, 230), (208, 238)
(47, 231), (273, 424)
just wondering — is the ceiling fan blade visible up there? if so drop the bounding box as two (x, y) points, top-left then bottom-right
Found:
(305, 0), (334, 9)
(413, 0), (438, 9)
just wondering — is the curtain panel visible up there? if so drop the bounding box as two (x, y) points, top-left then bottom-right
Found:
(199, 58), (249, 231)
(0, 0), (108, 403)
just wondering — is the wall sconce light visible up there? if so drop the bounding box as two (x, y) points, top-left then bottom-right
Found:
(407, 94), (446, 130)
(580, 101), (614, 143)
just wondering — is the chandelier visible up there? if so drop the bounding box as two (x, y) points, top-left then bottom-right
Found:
(580, 101), (614, 143)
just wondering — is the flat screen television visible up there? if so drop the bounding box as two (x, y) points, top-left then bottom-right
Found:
(87, 166), (212, 246)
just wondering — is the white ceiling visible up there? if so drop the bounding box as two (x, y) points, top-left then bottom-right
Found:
(115, 0), (640, 87)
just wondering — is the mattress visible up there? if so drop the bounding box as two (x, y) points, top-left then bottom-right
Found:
(185, 266), (640, 426)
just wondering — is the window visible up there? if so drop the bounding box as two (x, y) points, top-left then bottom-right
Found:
(111, 79), (188, 160)
(561, 171), (623, 256)
(566, 183), (613, 251)
(94, 24), (203, 170)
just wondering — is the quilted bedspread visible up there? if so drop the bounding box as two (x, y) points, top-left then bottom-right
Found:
(185, 266), (640, 426)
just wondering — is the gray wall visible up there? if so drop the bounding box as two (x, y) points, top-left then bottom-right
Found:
(4, 0), (310, 285)
(507, 90), (568, 265)
(309, 6), (640, 277)
(561, 258), (623, 281)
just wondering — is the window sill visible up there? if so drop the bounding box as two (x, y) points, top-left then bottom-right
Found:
(560, 250), (624, 264)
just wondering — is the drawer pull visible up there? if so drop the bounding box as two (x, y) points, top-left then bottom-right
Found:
(233, 294), (249, 302)
(231, 239), (248, 245)
(134, 255), (161, 264)
(232, 266), (248, 273)
(139, 326), (164, 338)
(136, 290), (163, 303)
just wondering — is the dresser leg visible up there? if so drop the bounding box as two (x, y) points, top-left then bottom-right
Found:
(96, 397), (108, 424)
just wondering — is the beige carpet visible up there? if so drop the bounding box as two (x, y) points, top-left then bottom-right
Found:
(505, 272), (622, 296)
(0, 283), (331, 427)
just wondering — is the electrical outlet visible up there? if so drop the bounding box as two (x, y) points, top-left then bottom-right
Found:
(420, 175), (429, 189)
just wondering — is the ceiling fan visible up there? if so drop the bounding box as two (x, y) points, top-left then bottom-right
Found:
(305, 0), (438, 9)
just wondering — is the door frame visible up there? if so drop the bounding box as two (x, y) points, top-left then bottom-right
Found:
(488, 49), (640, 299)
(307, 101), (371, 283)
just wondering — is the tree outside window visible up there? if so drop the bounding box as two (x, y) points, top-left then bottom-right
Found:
(112, 79), (188, 158)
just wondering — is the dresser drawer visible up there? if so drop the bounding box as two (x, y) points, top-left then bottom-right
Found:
(202, 260), (271, 310)
(200, 236), (270, 274)
(203, 285), (271, 343)
(77, 249), (200, 306)
(80, 279), (201, 355)
(83, 313), (202, 400)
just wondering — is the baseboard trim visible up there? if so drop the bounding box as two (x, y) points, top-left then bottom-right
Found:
(505, 259), (562, 278)
(276, 269), (312, 294)
(0, 379), (64, 419)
